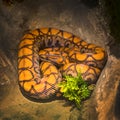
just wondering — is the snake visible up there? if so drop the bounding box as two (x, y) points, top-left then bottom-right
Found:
(18, 28), (107, 102)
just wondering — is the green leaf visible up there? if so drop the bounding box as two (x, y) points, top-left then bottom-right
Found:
(58, 72), (92, 109)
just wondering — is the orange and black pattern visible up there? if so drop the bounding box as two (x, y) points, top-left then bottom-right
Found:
(18, 28), (107, 101)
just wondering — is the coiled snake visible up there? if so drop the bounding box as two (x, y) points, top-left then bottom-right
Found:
(18, 28), (107, 101)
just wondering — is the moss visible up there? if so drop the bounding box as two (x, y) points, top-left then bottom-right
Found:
(2, 112), (34, 120)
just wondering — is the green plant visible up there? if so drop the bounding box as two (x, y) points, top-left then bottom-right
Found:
(58, 73), (91, 109)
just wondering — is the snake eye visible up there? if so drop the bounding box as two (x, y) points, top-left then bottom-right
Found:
(64, 40), (73, 47)
(81, 48), (86, 53)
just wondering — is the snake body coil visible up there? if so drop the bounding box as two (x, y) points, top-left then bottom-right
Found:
(18, 28), (107, 101)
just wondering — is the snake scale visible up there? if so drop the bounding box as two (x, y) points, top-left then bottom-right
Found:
(18, 28), (107, 101)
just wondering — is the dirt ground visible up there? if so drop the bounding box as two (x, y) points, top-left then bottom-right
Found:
(0, 0), (120, 120)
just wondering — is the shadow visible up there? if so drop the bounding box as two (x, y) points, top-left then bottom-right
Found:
(109, 42), (120, 58)
(81, 0), (99, 8)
